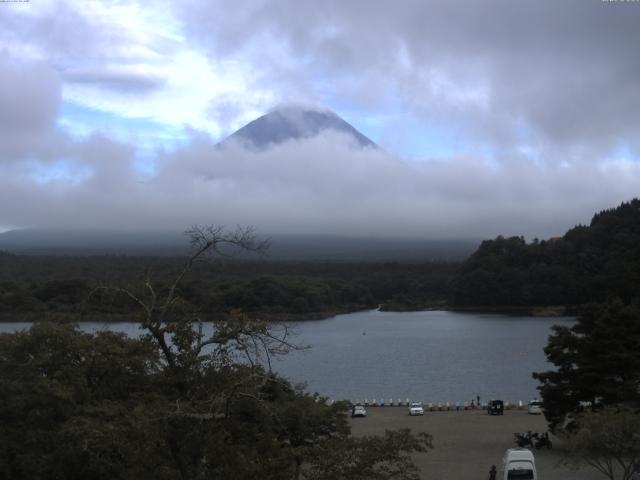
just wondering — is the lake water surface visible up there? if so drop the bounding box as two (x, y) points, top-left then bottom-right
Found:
(0, 310), (572, 403)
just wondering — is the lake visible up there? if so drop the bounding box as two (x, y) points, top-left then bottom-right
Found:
(0, 309), (572, 404)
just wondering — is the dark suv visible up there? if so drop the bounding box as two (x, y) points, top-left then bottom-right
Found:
(488, 399), (504, 415)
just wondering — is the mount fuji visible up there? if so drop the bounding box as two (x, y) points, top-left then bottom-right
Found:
(219, 105), (376, 149)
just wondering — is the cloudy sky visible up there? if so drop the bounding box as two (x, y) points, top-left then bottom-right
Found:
(1, 0), (639, 238)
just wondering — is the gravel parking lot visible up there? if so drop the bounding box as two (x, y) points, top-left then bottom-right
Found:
(349, 407), (602, 480)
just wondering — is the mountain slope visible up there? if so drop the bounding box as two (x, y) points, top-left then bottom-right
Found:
(219, 106), (376, 149)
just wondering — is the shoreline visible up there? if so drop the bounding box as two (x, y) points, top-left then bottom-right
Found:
(0, 307), (371, 324)
(381, 303), (574, 317)
(0, 304), (575, 323)
(446, 304), (574, 317)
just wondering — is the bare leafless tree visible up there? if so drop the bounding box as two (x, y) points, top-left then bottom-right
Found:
(94, 225), (302, 371)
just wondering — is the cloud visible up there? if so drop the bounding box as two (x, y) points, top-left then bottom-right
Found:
(0, 56), (61, 132)
(0, 55), (74, 166)
(62, 65), (167, 92)
(1, 116), (638, 238)
(180, 0), (640, 156)
(5, 0), (640, 158)
(1, 2), (639, 239)
(144, 133), (639, 238)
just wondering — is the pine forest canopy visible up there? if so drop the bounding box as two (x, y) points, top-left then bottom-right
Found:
(450, 198), (640, 309)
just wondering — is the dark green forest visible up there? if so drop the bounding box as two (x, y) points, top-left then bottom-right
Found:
(451, 199), (640, 309)
(0, 253), (456, 321)
(3, 199), (640, 320)
(2, 198), (640, 322)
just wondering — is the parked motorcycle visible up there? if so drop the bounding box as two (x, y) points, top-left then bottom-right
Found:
(513, 431), (533, 448)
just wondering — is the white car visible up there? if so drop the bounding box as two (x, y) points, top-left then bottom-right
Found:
(528, 400), (543, 415)
(351, 404), (367, 417)
(408, 402), (425, 416)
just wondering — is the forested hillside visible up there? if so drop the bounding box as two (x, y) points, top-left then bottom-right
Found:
(451, 199), (640, 308)
(0, 254), (456, 320)
(4, 199), (639, 319)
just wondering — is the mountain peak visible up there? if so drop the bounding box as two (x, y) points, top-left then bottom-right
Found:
(220, 105), (376, 149)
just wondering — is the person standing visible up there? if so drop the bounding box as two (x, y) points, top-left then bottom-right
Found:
(489, 465), (497, 480)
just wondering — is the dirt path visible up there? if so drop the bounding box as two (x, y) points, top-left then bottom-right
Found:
(349, 407), (601, 480)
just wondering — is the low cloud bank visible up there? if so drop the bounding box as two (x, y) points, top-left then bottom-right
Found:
(1, 56), (638, 239)
(1, 125), (638, 239)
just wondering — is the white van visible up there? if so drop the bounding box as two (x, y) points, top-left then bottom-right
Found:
(503, 448), (536, 480)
